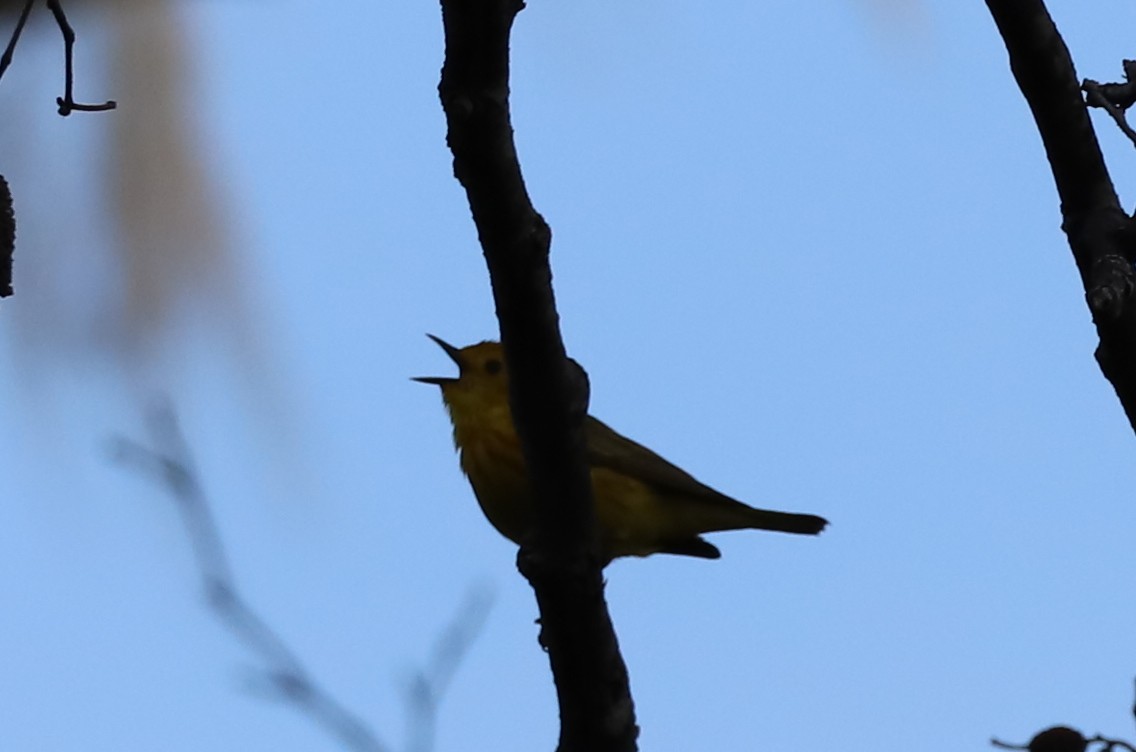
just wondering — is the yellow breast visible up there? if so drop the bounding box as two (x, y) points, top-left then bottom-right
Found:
(452, 405), (533, 544)
(442, 378), (678, 559)
(453, 411), (669, 558)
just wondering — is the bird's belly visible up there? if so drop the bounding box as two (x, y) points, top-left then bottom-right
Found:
(461, 437), (533, 545)
(591, 467), (670, 558)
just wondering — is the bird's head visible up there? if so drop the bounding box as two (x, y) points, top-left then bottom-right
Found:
(413, 335), (511, 420)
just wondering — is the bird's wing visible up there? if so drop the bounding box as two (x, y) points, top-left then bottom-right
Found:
(585, 416), (828, 538)
(584, 415), (724, 500)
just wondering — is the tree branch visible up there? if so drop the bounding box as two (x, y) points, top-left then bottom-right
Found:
(0, 174), (13, 297)
(1083, 60), (1136, 149)
(0, 0), (35, 85)
(0, 0), (116, 114)
(993, 727), (1136, 752)
(986, 0), (1136, 434)
(436, 1), (638, 750)
(46, 0), (116, 115)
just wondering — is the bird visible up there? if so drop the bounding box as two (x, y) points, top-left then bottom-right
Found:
(414, 335), (827, 563)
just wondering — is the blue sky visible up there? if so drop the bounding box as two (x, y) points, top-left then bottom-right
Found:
(3, 1), (1136, 750)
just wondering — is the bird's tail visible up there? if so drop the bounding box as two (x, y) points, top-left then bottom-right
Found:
(655, 497), (826, 560)
(743, 507), (828, 535)
(680, 492), (828, 536)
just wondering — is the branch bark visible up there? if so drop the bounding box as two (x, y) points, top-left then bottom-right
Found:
(0, 174), (13, 297)
(987, 0), (1136, 433)
(436, 1), (638, 750)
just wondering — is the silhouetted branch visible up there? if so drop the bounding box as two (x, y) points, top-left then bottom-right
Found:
(986, 0), (1136, 435)
(993, 727), (1136, 752)
(46, 0), (115, 115)
(993, 726), (1087, 752)
(0, 0), (34, 83)
(437, 1), (638, 750)
(992, 683), (1136, 752)
(0, 0), (116, 115)
(110, 403), (388, 752)
(0, 174), (13, 297)
(1084, 60), (1136, 148)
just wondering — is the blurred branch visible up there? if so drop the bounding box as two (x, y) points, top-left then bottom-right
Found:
(437, 0), (638, 750)
(402, 584), (494, 752)
(0, 0), (116, 114)
(110, 403), (388, 752)
(986, 0), (1136, 435)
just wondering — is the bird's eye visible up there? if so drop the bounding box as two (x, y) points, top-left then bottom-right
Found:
(484, 359), (502, 375)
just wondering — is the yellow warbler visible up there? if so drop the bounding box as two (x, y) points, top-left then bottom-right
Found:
(415, 336), (827, 563)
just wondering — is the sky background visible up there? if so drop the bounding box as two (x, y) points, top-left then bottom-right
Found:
(3, 0), (1136, 750)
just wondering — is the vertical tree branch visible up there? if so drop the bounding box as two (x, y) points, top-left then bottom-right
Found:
(0, 174), (13, 297)
(436, 1), (638, 750)
(986, 0), (1136, 433)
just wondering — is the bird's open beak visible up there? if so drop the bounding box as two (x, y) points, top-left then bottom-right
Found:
(411, 334), (462, 386)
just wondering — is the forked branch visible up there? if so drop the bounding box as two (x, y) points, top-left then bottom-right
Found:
(0, 0), (116, 115)
(986, 0), (1136, 434)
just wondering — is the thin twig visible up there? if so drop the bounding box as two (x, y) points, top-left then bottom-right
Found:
(1084, 82), (1136, 148)
(1083, 60), (1136, 148)
(45, 0), (115, 115)
(110, 402), (387, 752)
(993, 729), (1136, 752)
(0, 0), (35, 83)
(1089, 734), (1136, 752)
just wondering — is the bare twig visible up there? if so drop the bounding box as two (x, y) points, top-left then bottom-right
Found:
(1083, 60), (1136, 148)
(993, 726), (1086, 752)
(993, 727), (1136, 752)
(0, 0), (116, 114)
(110, 402), (387, 752)
(0, 0), (35, 83)
(46, 0), (115, 115)
(1088, 735), (1136, 752)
